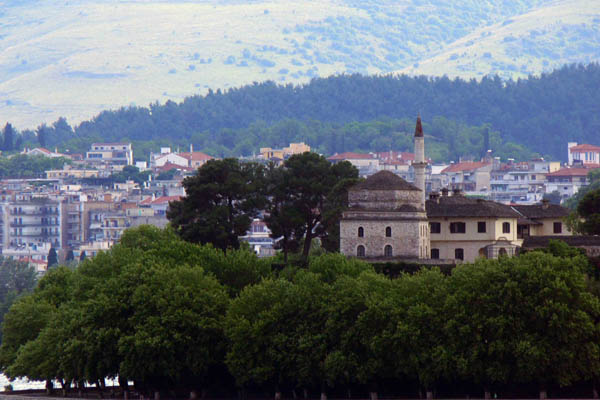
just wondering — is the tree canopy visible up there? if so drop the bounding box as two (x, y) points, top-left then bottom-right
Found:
(1, 228), (599, 399)
(167, 159), (266, 251)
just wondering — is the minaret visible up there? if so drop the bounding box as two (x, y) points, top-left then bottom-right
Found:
(414, 116), (427, 209)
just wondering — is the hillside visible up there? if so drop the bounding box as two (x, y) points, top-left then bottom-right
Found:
(1, 0), (599, 128)
(20, 64), (600, 163)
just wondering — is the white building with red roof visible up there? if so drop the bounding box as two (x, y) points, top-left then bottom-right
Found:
(140, 195), (182, 216)
(327, 152), (379, 175)
(178, 151), (214, 169)
(568, 142), (600, 166)
(441, 161), (492, 193)
(22, 147), (64, 158)
(546, 166), (600, 200)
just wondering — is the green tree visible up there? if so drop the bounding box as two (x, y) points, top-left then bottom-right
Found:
(0, 258), (38, 341)
(47, 248), (58, 268)
(264, 165), (304, 263)
(0, 267), (75, 384)
(167, 159), (266, 251)
(2, 123), (15, 152)
(118, 263), (230, 395)
(576, 188), (600, 235)
(274, 153), (357, 261)
(225, 278), (296, 397)
(324, 271), (392, 398)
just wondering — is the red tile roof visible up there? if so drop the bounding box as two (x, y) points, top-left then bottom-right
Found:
(569, 144), (600, 152)
(327, 152), (375, 161)
(441, 162), (490, 173)
(546, 167), (598, 177)
(140, 195), (182, 205)
(178, 152), (213, 161)
(375, 151), (415, 161)
(156, 162), (194, 173)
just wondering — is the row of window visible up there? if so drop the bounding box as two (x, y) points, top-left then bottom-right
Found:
(357, 221), (562, 239)
(429, 221), (511, 234)
(358, 226), (392, 238)
(356, 245), (393, 257)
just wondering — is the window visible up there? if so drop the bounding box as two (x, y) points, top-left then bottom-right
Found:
(358, 227), (364, 237)
(553, 222), (562, 234)
(431, 248), (440, 259)
(450, 222), (466, 233)
(455, 248), (464, 260)
(478, 221), (486, 233)
(502, 222), (511, 234)
(429, 222), (441, 234)
(384, 245), (393, 257)
(357, 245), (365, 257)
(385, 226), (392, 237)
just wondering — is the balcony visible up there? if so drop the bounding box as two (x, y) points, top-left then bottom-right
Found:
(10, 222), (59, 227)
(10, 210), (59, 216)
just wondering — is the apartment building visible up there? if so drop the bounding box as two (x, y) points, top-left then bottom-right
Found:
(2, 193), (63, 249)
(85, 143), (133, 169)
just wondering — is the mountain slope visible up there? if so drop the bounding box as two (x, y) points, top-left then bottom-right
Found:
(1, 0), (598, 129)
(400, 0), (600, 78)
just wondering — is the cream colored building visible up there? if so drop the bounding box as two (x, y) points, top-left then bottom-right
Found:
(46, 167), (99, 179)
(427, 190), (521, 262)
(260, 142), (310, 160)
(512, 201), (572, 238)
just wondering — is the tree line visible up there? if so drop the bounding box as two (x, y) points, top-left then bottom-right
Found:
(0, 226), (598, 400)
(5, 63), (600, 162)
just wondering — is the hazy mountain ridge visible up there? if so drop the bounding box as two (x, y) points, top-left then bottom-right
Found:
(0, 0), (598, 129)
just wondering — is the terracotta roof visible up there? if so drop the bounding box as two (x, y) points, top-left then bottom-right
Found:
(151, 195), (182, 205)
(569, 144), (600, 152)
(375, 151), (415, 161)
(351, 170), (420, 191)
(178, 152), (213, 161)
(441, 162), (490, 173)
(327, 152), (375, 161)
(546, 168), (594, 177)
(512, 204), (570, 219)
(382, 160), (410, 166)
(427, 196), (520, 218)
(156, 162), (194, 172)
(414, 116), (424, 138)
(141, 195), (182, 205)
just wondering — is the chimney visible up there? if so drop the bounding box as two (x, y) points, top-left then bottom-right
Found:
(441, 187), (449, 197)
(190, 143), (193, 152)
(429, 192), (440, 203)
(452, 188), (462, 196)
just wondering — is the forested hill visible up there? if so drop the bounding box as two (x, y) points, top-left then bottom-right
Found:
(52, 63), (597, 162)
(3, 0), (600, 128)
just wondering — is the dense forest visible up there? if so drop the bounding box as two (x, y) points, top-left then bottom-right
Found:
(6, 63), (600, 162)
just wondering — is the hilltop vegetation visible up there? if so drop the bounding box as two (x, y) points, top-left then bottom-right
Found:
(1, 0), (599, 128)
(12, 63), (599, 162)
